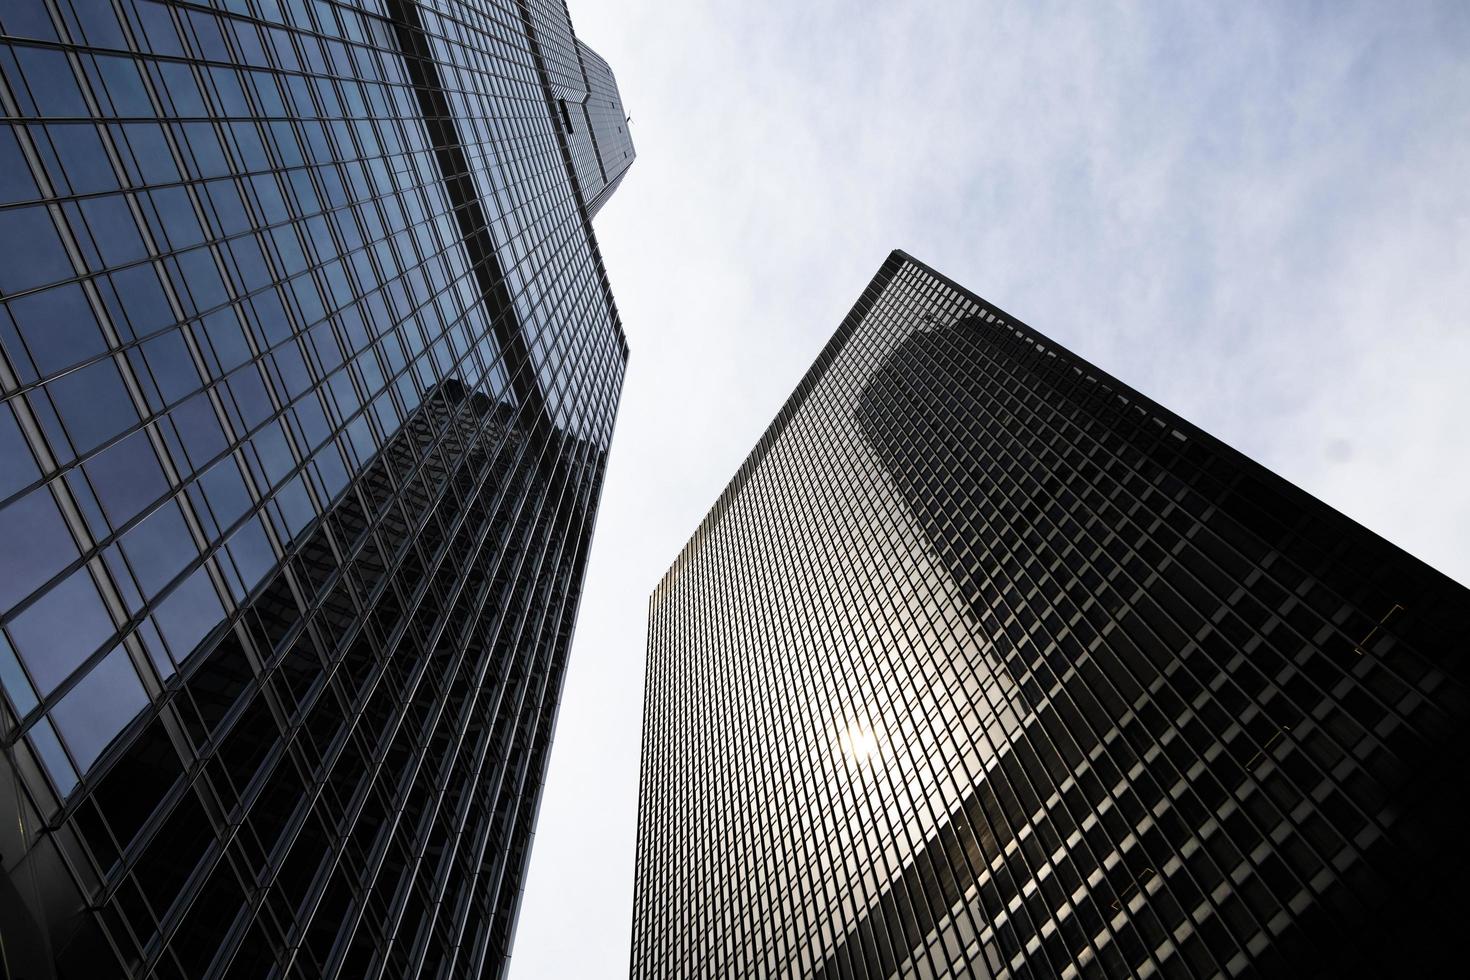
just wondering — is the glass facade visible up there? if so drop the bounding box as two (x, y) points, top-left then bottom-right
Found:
(633, 252), (1470, 979)
(0, 0), (630, 977)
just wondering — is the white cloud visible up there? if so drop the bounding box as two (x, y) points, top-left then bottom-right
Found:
(510, 3), (1470, 976)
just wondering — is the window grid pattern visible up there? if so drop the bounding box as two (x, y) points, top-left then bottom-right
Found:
(633, 252), (1469, 979)
(574, 39), (632, 218)
(515, 1), (633, 221)
(0, 0), (628, 977)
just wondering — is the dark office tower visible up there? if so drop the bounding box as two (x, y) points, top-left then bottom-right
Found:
(0, 0), (630, 976)
(633, 252), (1470, 980)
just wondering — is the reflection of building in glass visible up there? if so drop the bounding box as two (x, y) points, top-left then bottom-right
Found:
(0, 1), (629, 976)
(632, 252), (1470, 979)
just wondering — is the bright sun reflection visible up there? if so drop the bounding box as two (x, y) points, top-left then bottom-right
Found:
(839, 722), (881, 763)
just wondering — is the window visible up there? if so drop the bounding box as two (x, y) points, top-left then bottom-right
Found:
(192, 454), (252, 536)
(78, 194), (148, 266)
(152, 565), (226, 670)
(41, 356), (139, 455)
(0, 485), (78, 612)
(0, 124), (39, 204)
(5, 281), (105, 378)
(225, 516), (277, 599)
(149, 186), (205, 251)
(136, 328), (201, 410)
(0, 401), (39, 498)
(50, 645), (148, 773)
(83, 428), (168, 528)
(0, 205), (73, 294)
(46, 123), (118, 194)
(9, 46), (87, 117)
(198, 308), (252, 376)
(120, 499), (196, 598)
(114, 121), (177, 185)
(29, 718), (77, 795)
(7, 564), (115, 695)
(0, 631), (38, 715)
(94, 55), (152, 117)
(167, 392), (228, 472)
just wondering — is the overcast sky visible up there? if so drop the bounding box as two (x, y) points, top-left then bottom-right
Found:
(509, 2), (1470, 976)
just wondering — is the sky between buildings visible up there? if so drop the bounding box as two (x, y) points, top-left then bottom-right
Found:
(509, 2), (1470, 976)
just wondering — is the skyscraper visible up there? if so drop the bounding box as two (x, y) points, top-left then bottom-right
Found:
(0, 1), (630, 976)
(633, 252), (1470, 979)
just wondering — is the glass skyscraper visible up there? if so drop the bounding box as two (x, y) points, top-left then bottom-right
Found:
(633, 252), (1469, 978)
(0, 0), (630, 977)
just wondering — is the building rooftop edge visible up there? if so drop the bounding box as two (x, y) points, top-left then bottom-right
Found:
(648, 247), (1466, 603)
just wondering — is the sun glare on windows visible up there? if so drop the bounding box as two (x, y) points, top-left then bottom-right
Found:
(839, 720), (882, 764)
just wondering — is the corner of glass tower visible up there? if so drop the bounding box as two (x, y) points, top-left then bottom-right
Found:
(633, 250), (1470, 980)
(0, 1), (632, 977)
